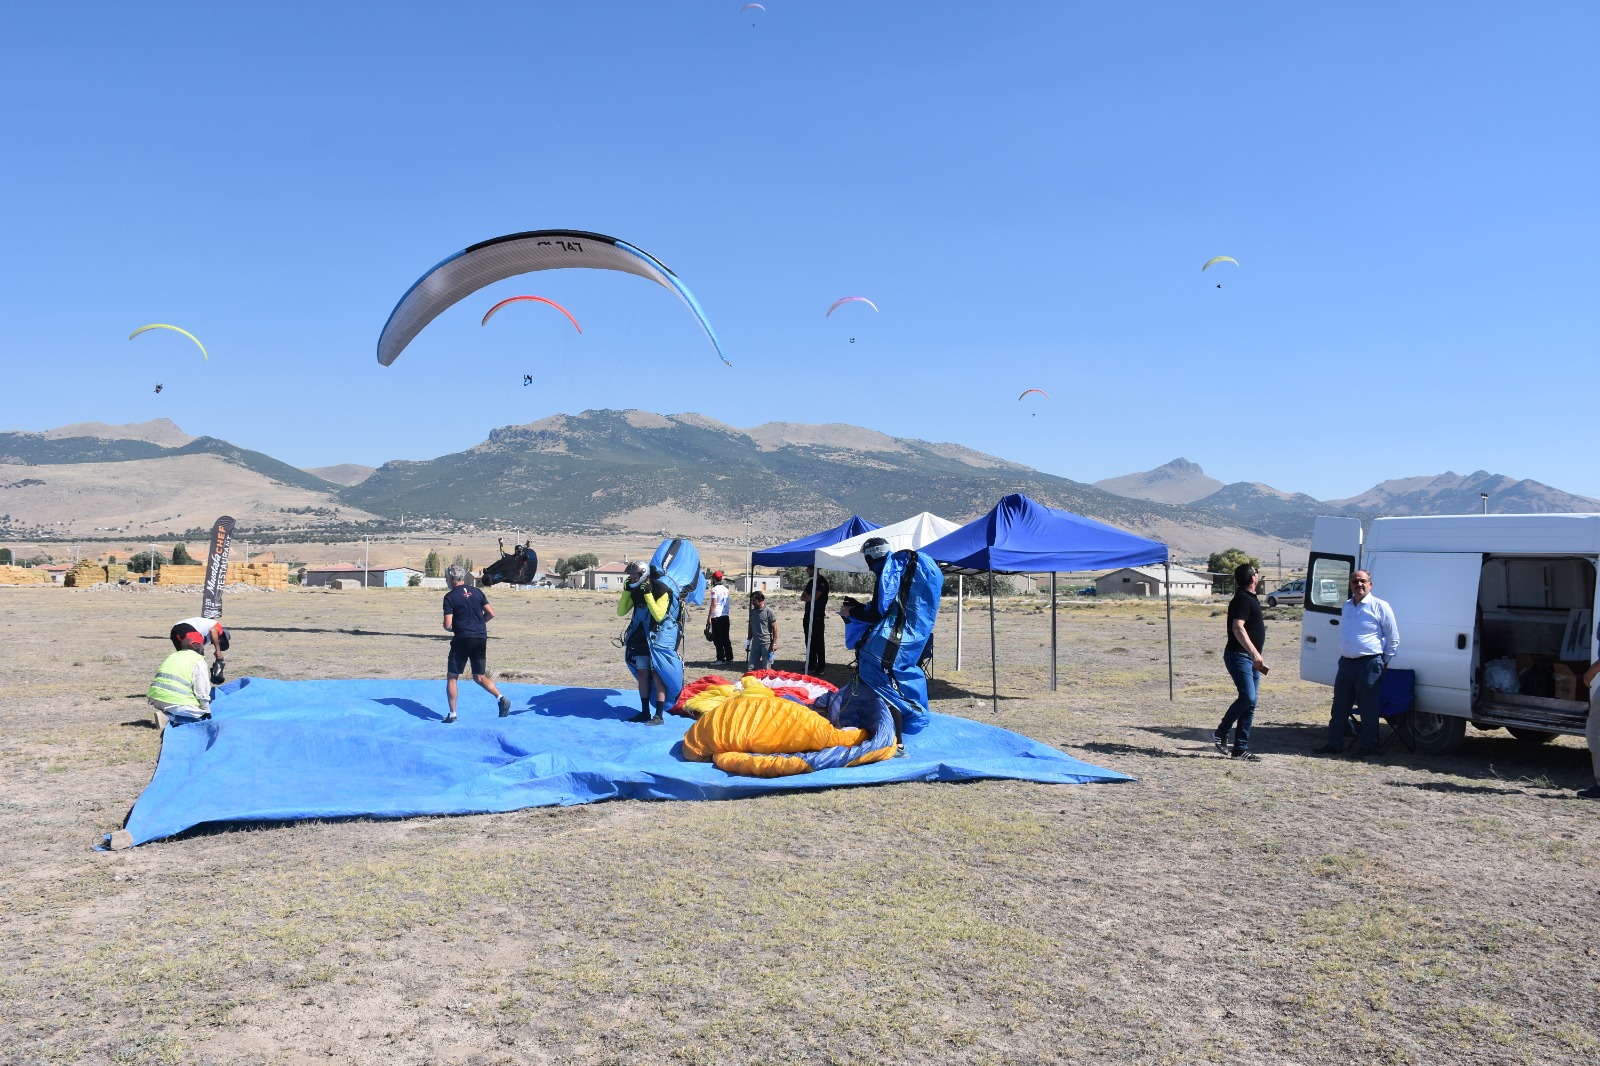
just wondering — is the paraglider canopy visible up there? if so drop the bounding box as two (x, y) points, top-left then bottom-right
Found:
(481, 295), (583, 333)
(1201, 256), (1238, 272)
(378, 229), (730, 367)
(1018, 388), (1050, 401)
(826, 296), (878, 317)
(130, 324), (208, 361)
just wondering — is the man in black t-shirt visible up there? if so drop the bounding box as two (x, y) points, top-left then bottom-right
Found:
(1214, 562), (1268, 760)
(441, 564), (512, 723)
(800, 567), (830, 675)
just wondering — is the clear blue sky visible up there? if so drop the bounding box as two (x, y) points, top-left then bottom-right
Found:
(2, 1), (1595, 501)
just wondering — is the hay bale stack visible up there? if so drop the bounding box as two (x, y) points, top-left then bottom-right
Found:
(64, 561), (107, 587)
(156, 564), (207, 585)
(0, 565), (51, 585)
(227, 562), (290, 589)
(104, 564), (129, 583)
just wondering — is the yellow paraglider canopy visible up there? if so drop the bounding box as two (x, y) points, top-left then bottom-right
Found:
(1200, 256), (1238, 272)
(129, 324), (208, 361)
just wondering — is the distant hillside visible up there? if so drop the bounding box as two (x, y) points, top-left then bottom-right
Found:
(1326, 471), (1600, 517)
(40, 418), (193, 447)
(1189, 482), (1325, 540)
(304, 463), (377, 487)
(1094, 458), (1223, 505)
(0, 428), (338, 494)
(338, 410), (1295, 557)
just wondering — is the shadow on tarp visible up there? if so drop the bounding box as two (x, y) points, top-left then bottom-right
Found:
(522, 686), (643, 722)
(374, 697), (446, 722)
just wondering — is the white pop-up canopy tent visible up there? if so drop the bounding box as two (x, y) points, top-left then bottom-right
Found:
(807, 511), (962, 670)
(812, 511), (962, 572)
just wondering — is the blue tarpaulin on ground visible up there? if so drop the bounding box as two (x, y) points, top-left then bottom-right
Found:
(117, 677), (1130, 846)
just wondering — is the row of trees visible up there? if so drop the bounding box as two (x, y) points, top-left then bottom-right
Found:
(422, 551), (477, 578)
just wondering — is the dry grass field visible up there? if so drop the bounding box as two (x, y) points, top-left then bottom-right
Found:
(2, 584), (1597, 1065)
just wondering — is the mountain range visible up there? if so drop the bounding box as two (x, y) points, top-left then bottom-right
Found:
(2, 417), (1595, 558)
(1094, 458), (1600, 540)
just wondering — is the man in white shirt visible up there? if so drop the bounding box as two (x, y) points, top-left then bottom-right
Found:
(175, 614), (229, 684)
(1313, 570), (1399, 757)
(704, 571), (733, 665)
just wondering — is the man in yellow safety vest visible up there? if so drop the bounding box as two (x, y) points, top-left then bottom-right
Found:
(145, 624), (214, 728)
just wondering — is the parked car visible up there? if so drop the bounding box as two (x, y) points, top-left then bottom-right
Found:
(1265, 579), (1305, 607)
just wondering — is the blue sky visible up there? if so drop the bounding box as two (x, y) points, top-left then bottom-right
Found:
(2, 1), (1594, 501)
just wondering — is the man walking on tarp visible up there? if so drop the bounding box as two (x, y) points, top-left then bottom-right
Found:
(839, 537), (942, 738)
(442, 564), (512, 723)
(705, 570), (733, 664)
(1214, 562), (1267, 762)
(619, 559), (674, 725)
(800, 565), (830, 675)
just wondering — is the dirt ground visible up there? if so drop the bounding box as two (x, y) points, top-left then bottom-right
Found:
(2, 584), (1597, 1065)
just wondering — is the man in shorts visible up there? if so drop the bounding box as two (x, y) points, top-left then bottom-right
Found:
(441, 564), (511, 723)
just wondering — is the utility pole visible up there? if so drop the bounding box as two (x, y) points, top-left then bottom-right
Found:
(1480, 492), (1489, 514)
(1276, 550), (1282, 583)
(363, 536), (371, 588)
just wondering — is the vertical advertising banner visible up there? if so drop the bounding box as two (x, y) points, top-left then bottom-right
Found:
(201, 515), (236, 620)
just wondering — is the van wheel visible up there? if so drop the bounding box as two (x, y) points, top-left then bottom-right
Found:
(1267, 596), (1278, 608)
(1506, 727), (1557, 744)
(1409, 712), (1466, 755)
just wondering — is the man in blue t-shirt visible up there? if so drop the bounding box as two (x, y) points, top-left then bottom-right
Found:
(441, 565), (512, 723)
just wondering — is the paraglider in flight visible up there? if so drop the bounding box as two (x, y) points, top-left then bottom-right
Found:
(377, 229), (731, 368)
(481, 295), (583, 334)
(826, 296), (878, 317)
(1018, 388), (1050, 402)
(153, 384), (164, 394)
(1201, 256), (1238, 272)
(741, 2), (765, 10)
(522, 374), (533, 387)
(129, 324), (208, 361)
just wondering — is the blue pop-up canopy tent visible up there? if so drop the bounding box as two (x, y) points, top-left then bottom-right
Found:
(749, 515), (881, 567)
(921, 493), (1172, 709)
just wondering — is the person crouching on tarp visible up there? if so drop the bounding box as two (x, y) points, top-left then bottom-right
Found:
(838, 536), (942, 738)
(618, 559), (674, 725)
(146, 624), (213, 728)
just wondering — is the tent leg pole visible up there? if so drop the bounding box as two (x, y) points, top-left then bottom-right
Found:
(1050, 572), (1057, 692)
(1165, 560), (1174, 702)
(989, 573), (997, 714)
(956, 574), (964, 672)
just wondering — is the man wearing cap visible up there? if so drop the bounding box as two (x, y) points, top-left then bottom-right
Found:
(705, 569), (733, 664)
(145, 623), (214, 728)
(174, 613), (229, 685)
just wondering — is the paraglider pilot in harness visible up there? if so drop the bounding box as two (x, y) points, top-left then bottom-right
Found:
(618, 559), (671, 725)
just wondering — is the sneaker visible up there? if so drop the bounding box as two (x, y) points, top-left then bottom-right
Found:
(1212, 732), (1227, 754)
(1576, 786), (1600, 799)
(646, 713), (664, 727)
(1310, 744), (1343, 755)
(497, 696), (512, 718)
(626, 709), (652, 723)
(1231, 750), (1260, 762)
(443, 712), (457, 724)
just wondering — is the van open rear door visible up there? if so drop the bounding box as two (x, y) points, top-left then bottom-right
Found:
(1364, 551), (1479, 715)
(1301, 517), (1362, 685)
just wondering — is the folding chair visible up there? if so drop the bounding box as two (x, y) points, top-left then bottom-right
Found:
(1344, 667), (1416, 752)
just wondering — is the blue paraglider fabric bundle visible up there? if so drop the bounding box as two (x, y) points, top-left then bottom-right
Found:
(116, 678), (1131, 847)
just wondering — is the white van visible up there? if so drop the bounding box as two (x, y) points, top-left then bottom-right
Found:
(1300, 514), (1597, 754)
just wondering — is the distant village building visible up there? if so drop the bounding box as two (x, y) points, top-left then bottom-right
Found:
(734, 574), (784, 594)
(1094, 566), (1212, 599)
(579, 561), (631, 591)
(302, 564), (425, 589)
(40, 564), (72, 585)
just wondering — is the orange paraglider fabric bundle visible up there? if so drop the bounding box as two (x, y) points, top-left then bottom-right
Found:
(680, 676), (898, 778)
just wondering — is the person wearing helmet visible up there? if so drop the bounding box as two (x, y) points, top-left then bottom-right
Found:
(145, 623), (214, 728)
(618, 559), (673, 724)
